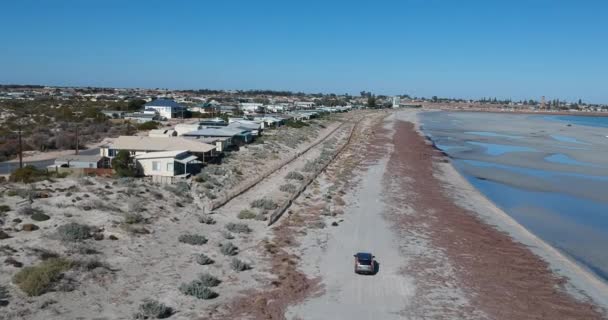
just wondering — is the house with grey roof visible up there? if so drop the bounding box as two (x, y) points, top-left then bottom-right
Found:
(101, 136), (217, 163)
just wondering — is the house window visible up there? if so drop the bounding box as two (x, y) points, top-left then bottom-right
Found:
(167, 162), (174, 172)
(152, 161), (160, 171)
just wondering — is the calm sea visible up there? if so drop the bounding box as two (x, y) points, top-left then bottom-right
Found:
(420, 112), (608, 281)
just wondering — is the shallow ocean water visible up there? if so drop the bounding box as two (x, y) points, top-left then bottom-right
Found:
(420, 112), (608, 282)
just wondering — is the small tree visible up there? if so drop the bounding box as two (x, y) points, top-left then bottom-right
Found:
(111, 150), (137, 177)
(367, 95), (377, 108)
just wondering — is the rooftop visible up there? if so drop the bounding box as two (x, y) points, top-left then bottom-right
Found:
(145, 99), (182, 108)
(111, 136), (215, 153)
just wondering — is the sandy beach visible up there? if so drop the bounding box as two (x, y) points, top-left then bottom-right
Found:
(278, 109), (607, 319)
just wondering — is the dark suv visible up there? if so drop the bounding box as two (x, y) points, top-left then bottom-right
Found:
(353, 252), (376, 275)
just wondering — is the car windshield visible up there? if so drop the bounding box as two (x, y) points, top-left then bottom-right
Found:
(358, 259), (372, 265)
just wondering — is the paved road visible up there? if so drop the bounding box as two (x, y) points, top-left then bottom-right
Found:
(287, 155), (415, 319)
(0, 148), (99, 175)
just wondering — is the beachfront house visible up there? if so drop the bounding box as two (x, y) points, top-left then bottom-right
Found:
(124, 112), (158, 123)
(101, 136), (217, 163)
(135, 150), (201, 180)
(181, 127), (253, 147)
(144, 99), (185, 119)
(228, 121), (262, 136)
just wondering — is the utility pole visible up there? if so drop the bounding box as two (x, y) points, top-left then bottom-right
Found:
(16, 126), (23, 169)
(75, 124), (79, 155)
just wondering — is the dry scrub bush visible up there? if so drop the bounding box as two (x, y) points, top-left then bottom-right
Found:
(225, 223), (251, 234)
(285, 171), (304, 181)
(197, 273), (221, 287)
(124, 213), (144, 224)
(220, 242), (239, 256)
(56, 223), (92, 242)
(250, 198), (278, 210)
(237, 209), (256, 220)
(198, 215), (216, 225)
(221, 230), (235, 240)
(13, 258), (72, 296)
(196, 254), (214, 265)
(279, 184), (297, 193)
(178, 234), (208, 245)
(231, 258), (251, 272)
(0, 285), (9, 303)
(135, 299), (173, 319)
(179, 281), (218, 300)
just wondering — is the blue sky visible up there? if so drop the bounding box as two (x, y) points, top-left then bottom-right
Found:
(1, 0), (607, 103)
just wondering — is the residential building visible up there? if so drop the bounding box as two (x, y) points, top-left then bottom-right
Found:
(295, 101), (315, 109)
(101, 136), (217, 162)
(144, 99), (185, 119)
(182, 127), (253, 146)
(135, 150), (201, 177)
(124, 112), (158, 123)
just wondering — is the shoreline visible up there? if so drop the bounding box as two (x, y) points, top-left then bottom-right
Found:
(404, 110), (608, 315)
(421, 106), (608, 118)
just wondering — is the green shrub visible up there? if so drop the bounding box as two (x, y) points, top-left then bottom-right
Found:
(178, 234), (207, 245)
(198, 215), (216, 225)
(220, 242), (238, 256)
(197, 273), (221, 287)
(135, 299), (173, 319)
(124, 213), (144, 224)
(196, 254), (214, 265)
(285, 120), (309, 128)
(31, 212), (50, 221)
(13, 258), (72, 296)
(279, 184), (297, 193)
(6, 190), (19, 197)
(231, 258), (251, 272)
(237, 209), (256, 220)
(285, 171), (304, 181)
(137, 121), (160, 131)
(56, 223), (92, 242)
(225, 223), (251, 234)
(112, 150), (138, 177)
(250, 198), (278, 210)
(179, 281), (218, 300)
(0, 205), (10, 213)
(9, 165), (50, 183)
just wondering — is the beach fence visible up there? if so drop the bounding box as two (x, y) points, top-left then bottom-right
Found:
(209, 121), (347, 211)
(267, 116), (362, 226)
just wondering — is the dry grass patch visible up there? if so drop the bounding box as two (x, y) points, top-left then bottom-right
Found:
(13, 258), (73, 296)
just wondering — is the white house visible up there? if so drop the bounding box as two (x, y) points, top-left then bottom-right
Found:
(144, 99), (185, 119)
(295, 101), (315, 109)
(135, 150), (200, 177)
(240, 103), (264, 113)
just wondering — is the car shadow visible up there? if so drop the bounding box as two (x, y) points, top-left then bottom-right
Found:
(373, 260), (380, 275)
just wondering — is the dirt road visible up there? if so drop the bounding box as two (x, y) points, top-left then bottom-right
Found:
(287, 158), (414, 319)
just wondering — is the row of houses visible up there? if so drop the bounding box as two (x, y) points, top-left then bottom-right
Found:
(51, 105), (349, 182)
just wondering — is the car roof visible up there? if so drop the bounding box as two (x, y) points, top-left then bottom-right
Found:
(355, 252), (372, 260)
